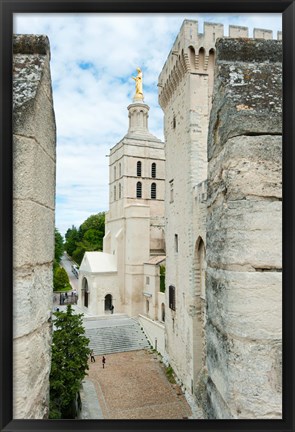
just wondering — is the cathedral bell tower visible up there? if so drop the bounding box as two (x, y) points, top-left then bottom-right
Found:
(103, 68), (165, 315)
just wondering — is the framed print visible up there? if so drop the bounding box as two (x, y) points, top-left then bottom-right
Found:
(0, 1), (294, 432)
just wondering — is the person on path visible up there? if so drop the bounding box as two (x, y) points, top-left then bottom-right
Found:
(90, 349), (95, 363)
(102, 355), (106, 369)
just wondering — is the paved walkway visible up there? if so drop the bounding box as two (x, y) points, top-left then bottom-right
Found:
(85, 349), (193, 419)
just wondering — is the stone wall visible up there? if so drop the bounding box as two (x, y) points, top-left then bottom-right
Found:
(13, 34), (56, 418)
(205, 38), (282, 418)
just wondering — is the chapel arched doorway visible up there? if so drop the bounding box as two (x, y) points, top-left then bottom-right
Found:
(104, 294), (113, 312)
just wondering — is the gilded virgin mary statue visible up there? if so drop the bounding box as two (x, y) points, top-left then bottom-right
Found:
(132, 67), (144, 101)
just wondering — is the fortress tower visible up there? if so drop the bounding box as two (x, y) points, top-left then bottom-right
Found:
(158, 19), (220, 399)
(158, 19), (282, 417)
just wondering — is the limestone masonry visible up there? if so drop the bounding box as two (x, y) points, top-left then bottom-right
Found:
(13, 34), (56, 418)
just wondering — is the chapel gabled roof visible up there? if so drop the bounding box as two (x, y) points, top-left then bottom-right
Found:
(80, 251), (117, 273)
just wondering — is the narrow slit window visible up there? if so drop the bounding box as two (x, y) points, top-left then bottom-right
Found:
(169, 285), (176, 311)
(175, 234), (178, 252)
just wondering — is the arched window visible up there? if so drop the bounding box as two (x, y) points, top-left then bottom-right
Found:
(137, 161), (142, 177)
(151, 163), (156, 178)
(114, 166), (116, 180)
(151, 183), (156, 199)
(114, 185), (116, 201)
(136, 181), (142, 198)
(119, 183), (122, 199)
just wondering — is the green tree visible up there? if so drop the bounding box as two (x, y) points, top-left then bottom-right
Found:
(79, 212), (105, 236)
(64, 226), (80, 257)
(55, 228), (64, 263)
(49, 305), (91, 418)
(65, 213), (105, 265)
(53, 266), (70, 291)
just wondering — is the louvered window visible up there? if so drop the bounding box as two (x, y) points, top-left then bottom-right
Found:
(136, 181), (142, 198)
(151, 183), (156, 199)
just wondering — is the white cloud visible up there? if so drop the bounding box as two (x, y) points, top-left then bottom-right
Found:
(13, 12), (282, 236)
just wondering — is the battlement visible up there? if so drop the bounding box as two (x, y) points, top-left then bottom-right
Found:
(158, 20), (282, 109)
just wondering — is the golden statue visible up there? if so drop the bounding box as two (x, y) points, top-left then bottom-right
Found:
(132, 67), (143, 101)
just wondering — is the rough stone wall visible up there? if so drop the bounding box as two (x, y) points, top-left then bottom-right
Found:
(205, 38), (282, 419)
(13, 34), (56, 418)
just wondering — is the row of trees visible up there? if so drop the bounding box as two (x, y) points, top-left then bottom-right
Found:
(64, 212), (105, 265)
(54, 228), (70, 291)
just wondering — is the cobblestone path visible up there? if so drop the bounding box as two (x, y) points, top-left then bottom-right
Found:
(87, 349), (192, 419)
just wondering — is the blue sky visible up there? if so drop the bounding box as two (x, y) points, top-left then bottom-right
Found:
(14, 13), (282, 236)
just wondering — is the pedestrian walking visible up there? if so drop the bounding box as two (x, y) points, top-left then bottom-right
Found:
(90, 349), (95, 363)
(102, 355), (106, 368)
(110, 305), (114, 314)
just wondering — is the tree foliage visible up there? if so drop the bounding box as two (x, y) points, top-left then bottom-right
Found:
(64, 226), (80, 257)
(65, 213), (105, 265)
(55, 228), (64, 263)
(53, 266), (70, 291)
(49, 305), (91, 419)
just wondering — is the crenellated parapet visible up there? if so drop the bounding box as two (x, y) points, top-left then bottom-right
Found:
(158, 20), (282, 109)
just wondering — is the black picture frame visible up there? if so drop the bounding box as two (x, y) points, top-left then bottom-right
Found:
(1, 1), (294, 431)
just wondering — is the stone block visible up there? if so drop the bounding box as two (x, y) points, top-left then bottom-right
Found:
(13, 135), (55, 209)
(13, 65), (56, 160)
(13, 199), (54, 268)
(206, 200), (282, 269)
(206, 267), (282, 339)
(13, 323), (52, 419)
(206, 321), (282, 418)
(208, 39), (282, 161)
(207, 135), (282, 202)
(13, 263), (53, 339)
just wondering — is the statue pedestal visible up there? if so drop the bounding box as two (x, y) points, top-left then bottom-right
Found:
(133, 95), (144, 103)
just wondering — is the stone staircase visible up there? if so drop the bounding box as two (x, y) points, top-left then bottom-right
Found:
(85, 316), (150, 355)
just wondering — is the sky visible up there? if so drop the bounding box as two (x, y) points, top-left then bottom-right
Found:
(14, 13), (282, 237)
